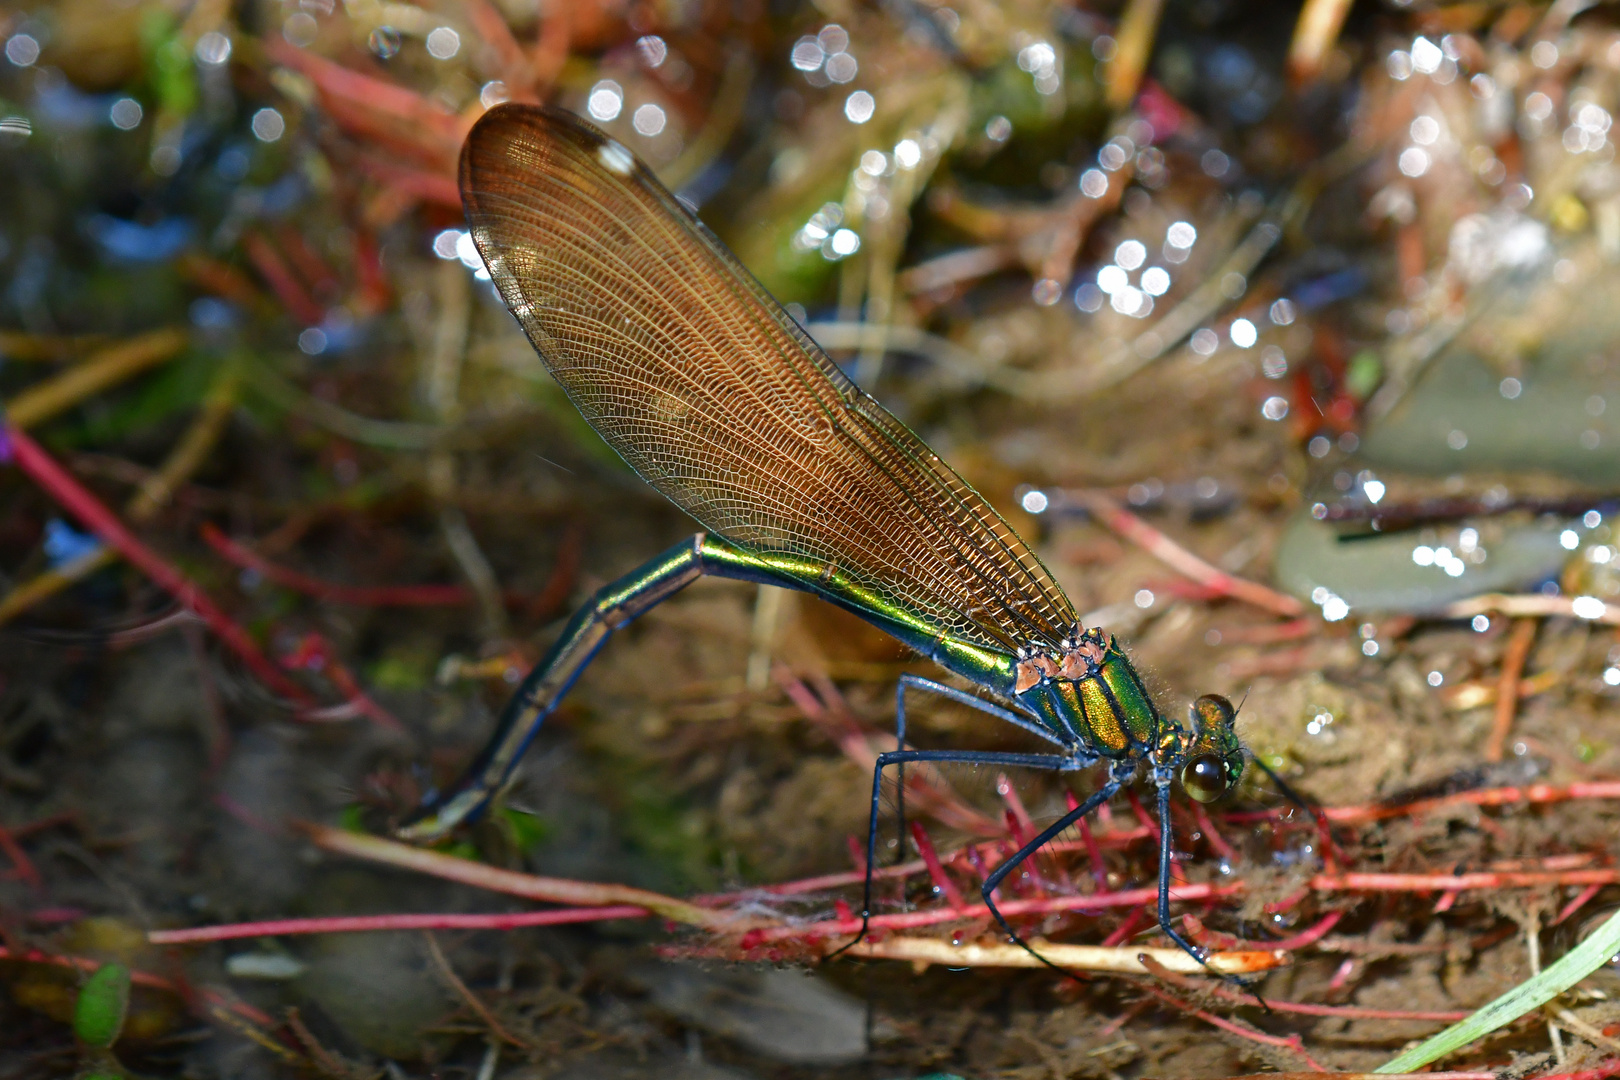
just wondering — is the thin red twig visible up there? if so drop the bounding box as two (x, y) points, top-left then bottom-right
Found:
(242, 232), (324, 327)
(1536, 1059), (1620, 1080)
(1185, 911), (1344, 953)
(203, 522), (482, 606)
(1099, 906), (1150, 947)
(3, 425), (315, 706)
(1218, 781), (1620, 824)
(203, 521), (581, 619)
(775, 666), (1000, 836)
(1554, 882), (1606, 925)
(910, 821), (967, 911)
(264, 37), (462, 153)
(1072, 490), (1305, 617)
(1142, 983), (1327, 1070)
(278, 633), (405, 733)
(1485, 617), (1538, 762)
(1312, 869), (1620, 892)
(739, 881), (1246, 946)
(1190, 800), (1239, 861)
(1126, 787), (1161, 843)
(0, 820), (42, 890)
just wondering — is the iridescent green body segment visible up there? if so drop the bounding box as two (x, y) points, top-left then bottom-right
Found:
(399, 103), (1247, 973)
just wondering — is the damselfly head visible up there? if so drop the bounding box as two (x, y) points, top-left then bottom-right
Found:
(1180, 693), (1244, 803)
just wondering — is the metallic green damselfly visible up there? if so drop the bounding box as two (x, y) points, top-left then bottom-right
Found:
(401, 104), (1249, 971)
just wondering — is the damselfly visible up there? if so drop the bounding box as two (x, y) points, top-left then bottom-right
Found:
(401, 104), (1250, 970)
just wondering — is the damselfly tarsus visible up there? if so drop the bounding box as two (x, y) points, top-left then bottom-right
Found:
(401, 104), (1250, 971)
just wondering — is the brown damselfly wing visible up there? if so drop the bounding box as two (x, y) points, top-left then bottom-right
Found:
(461, 104), (1076, 655)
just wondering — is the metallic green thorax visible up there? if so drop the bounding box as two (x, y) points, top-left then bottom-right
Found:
(1013, 632), (1164, 756)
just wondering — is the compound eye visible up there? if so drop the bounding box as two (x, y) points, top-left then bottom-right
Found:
(1181, 753), (1228, 803)
(1190, 693), (1237, 732)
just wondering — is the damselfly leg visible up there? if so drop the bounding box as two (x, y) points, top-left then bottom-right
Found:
(826, 674), (1093, 960)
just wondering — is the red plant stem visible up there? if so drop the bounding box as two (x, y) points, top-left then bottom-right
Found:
(10, 811), (77, 839)
(527, 521), (583, 620)
(711, 824), (1158, 903)
(1263, 887), (1308, 914)
(312, 655), (405, 734)
(264, 37), (462, 149)
(775, 666), (999, 837)
(242, 232), (325, 327)
(203, 523), (469, 605)
(148, 906), (650, 945)
(1535, 1059), (1620, 1080)
(1190, 800), (1238, 861)
(1143, 985), (1326, 1070)
(1554, 882), (1606, 925)
(998, 774), (1036, 835)
(4, 426), (314, 706)
(1099, 905), (1149, 947)
(203, 522), (578, 617)
(693, 794), (1617, 910)
(742, 881), (1245, 946)
(1212, 618), (1317, 645)
(461, 0), (535, 89)
(1126, 787), (1161, 843)
(1189, 909), (1345, 953)
(1073, 491), (1305, 617)
(844, 834), (866, 876)
(1194, 974), (1469, 1022)
(910, 822), (966, 911)
(1312, 869), (1620, 892)
(351, 228), (391, 315)
(353, 155), (463, 208)
(1098, 997), (1153, 1038)
(965, 843), (995, 902)
(274, 225), (341, 300)
(1485, 617), (1538, 763)
(1221, 781), (1620, 825)
(1267, 910), (1344, 950)
(0, 820), (42, 890)
(1076, 810), (1109, 889)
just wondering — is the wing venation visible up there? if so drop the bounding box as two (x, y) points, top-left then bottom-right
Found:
(462, 104), (1077, 653)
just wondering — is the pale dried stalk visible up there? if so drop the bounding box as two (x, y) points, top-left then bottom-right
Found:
(1287, 0), (1355, 83)
(1105, 0), (1166, 110)
(1484, 617), (1538, 762)
(6, 327), (188, 430)
(1442, 592), (1620, 626)
(302, 822), (750, 931)
(837, 935), (1286, 975)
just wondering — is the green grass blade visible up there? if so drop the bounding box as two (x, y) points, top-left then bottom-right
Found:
(1377, 907), (1620, 1073)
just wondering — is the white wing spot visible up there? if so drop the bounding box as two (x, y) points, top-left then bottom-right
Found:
(599, 141), (635, 175)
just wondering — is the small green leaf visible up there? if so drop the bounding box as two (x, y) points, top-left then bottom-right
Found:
(1345, 349), (1383, 402)
(338, 804), (367, 834)
(498, 807), (551, 851)
(74, 963), (131, 1048)
(1377, 906), (1620, 1073)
